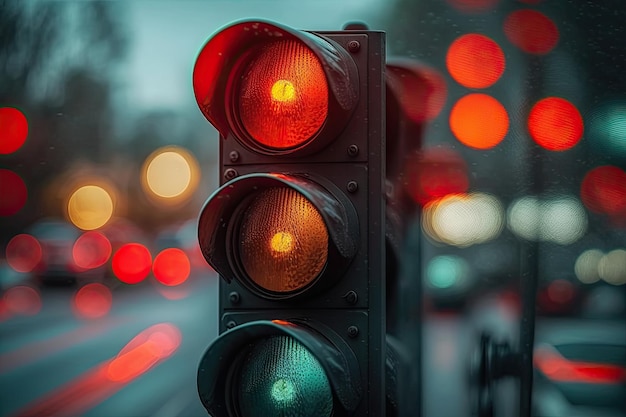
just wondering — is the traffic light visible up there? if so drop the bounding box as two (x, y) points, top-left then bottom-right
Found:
(193, 19), (386, 416)
(384, 59), (445, 416)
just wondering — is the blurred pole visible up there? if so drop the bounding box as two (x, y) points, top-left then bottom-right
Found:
(518, 55), (544, 417)
(518, 235), (538, 417)
(385, 61), (429, 417)
(396, 216), (423, 417)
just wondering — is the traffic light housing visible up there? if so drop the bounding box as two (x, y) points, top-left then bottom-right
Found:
(385, 59), (443, 416)
(193, 20), (386, 416)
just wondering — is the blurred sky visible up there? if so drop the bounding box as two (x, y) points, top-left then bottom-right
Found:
(125, 0), (388, 111)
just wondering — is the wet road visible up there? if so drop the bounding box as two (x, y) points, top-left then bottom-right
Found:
(0, 270), (525, 417)
(0, 272), (218, 417)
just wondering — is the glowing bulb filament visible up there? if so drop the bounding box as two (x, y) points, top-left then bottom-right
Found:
(271, 80), (296, 102)
(270, 232), (294, 253)
(271, 378), (296, 402)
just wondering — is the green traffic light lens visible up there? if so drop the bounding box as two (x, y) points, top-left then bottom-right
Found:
(237, 335), (333, 417)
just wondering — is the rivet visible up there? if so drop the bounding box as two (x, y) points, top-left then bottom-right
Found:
(347, 40), (361, 53)
(343, 291), (358, 305)
(347, 144), (359, 157)
(224, 168), (238, 180)
(347, 326), (359, 338)
(229, 291), (240, 304)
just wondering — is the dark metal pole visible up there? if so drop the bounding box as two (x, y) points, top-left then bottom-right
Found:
(518, 240), (538, 417)
(518, 55), (544, 417)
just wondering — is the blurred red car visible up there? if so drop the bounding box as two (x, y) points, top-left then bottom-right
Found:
(533, 320), (626, 417)
(26, 219), (108, 285)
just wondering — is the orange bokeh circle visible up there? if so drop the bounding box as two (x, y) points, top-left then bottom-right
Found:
(450, 94), (509, 149)
(447, 34), (505, 89)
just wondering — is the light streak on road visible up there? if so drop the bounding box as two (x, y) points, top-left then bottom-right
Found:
(10, 323), (181, 417)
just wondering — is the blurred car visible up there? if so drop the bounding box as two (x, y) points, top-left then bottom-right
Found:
(26, 218), (109, 286)
(533, 319), (626, 417)
(27, 218), (82, 285)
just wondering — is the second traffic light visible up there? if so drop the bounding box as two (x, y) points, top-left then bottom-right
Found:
(194, 19), (385, 416)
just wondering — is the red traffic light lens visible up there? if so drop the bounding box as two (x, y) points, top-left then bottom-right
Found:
(238, 40), (329, 150)
(193, 20), (359, 156)
(239, 187), (329, 293)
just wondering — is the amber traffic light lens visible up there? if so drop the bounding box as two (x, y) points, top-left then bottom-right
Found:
(239, 187), (328, 293)
(238, 39), (329, 150)
(237, 335), (333, 416)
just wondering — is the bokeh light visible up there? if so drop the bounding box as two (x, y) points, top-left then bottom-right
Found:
(426, 255), (470, 289)
(142, 146), (200, 205)
(598, 249), (626, 286)
(405, 147), (469, 206)
(504, 9), (559, 55)
(112, 243), (152, 284)
(586, 101), (626, 160)
(0, 169), (27, 216)
(6, 234), (42, 273)
(0, 107), (28, 154)
(67, 185), (114, 230)
(537, 279), (577, 314)
(153, 248), (191, 286)
(446, 34), (505, 89)
(548, 280), (575, 304)
(507, 195), (587, 244)
(541, 197), (588, 244)
(3, 286), (42, 316)
(72, 283), (113, 319)
(449, 94), (509, 149)
(574, 249), (604, 284)
(147, 152), (190, 197)
(580, 166), (626, 215)
(72, 231), (112, 269)
(422, 193), (504, 247)
(507, 197), (540, 241)
(528, 97), (583, 151)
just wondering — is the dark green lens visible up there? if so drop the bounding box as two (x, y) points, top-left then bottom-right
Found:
(238, 335), (333, 417)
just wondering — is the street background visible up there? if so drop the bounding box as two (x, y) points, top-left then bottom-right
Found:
(1, 1), (625, 416)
